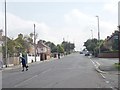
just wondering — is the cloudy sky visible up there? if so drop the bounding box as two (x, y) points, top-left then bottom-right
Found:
(0, 0), (119, 51)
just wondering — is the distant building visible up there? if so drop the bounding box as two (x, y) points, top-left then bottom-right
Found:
(102, 30), (119, 51)
(37, 40), (51, 61)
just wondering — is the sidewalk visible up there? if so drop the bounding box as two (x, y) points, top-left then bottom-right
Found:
(90, 57), (119, 89)
(92, 57), (120, 75)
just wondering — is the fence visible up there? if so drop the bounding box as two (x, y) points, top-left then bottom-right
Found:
(27, 54), (41, 63)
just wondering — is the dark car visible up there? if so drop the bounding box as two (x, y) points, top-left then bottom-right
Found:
(85, 52), (90, 56)
(79, 52), (83, 54)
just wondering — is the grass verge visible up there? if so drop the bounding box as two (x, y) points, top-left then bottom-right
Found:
(114, 63), (120, 70)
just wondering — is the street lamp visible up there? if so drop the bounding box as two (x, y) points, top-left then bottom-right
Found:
(5, 0), (8, 67)
(96, 15), (100, 55)
(34, 24), (36, 62)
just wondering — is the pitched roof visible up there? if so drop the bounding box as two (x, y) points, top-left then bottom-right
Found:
(37, 42), (50, 49)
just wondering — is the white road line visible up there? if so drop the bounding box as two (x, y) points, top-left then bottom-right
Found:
(90, 59), (97, 67)
(90, 59), (106, 79)
(95, 61), (100, 66)
(99, 73), (106, 79)
(14, 68), (52, 88)
(40, 68), (51, 74)
(14, 75), (38, 88)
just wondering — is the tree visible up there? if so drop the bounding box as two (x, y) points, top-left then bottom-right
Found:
(45, 41), (57, 53)
(61, 41), (75, 54)
(57, 44), (64, 53)
(84, 38), (98, 52)
(15, 33), (31, 54)
(84, 38), (104, 56)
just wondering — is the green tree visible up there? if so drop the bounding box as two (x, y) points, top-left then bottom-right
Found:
(15, 33), (31, 54)
(45, 41), (57, 53)
(62, 41), (75, 53)
(84, 38), (98, 52)
(57, 44), (64, 53)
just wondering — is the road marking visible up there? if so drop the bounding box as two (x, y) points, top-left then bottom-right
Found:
(90, 59), (106, 79)
(14, 75), (38, 87)
(40, 68), (51, 74)
(95, 61), (100, 66)
(105, 80), (109, 83)
(100, 73), (106, 79)
(90, 59), (97, 67)
(14, 68), (51, 88)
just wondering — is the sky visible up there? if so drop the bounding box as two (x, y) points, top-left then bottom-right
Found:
(0, 0), (119, 51)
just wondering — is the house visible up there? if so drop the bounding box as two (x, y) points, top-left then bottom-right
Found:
(99, 30), (119, 58)
(37, 40), (51, 61)
(26, 43), (41, 63)
(102, 30), (119, 51)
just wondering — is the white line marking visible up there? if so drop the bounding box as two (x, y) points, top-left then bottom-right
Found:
(105, 80), (110, 83)
(100, 73), (106, 79)
(14, 68), (51, 88)
(14, 75), (38, 87)
(90, 59), (97, 67)
(95, 61), (100, 66)
(90, 59), (106, 79)
(40, 68), (51, 74)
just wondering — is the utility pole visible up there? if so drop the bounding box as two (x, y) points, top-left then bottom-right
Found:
(5, 0), (7, 67)
(118, 25), (120, 64)
(96, 16), (100, 55)
(34, 24), (36, 62)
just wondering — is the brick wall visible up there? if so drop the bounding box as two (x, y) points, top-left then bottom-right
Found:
(98, 52), (118, 58)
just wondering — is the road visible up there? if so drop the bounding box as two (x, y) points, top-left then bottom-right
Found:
(2, 53), (112, 88)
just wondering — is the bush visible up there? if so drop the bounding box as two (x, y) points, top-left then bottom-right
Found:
(114, 63), (120, 70)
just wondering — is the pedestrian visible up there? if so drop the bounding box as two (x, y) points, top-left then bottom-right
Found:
(58, 53), (60, 59)
(0, 60), (3, 69)
(20, 54), (28, 71)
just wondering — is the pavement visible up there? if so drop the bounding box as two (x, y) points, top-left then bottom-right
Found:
(99, 65), (118, 71)
(89, 56), (119, 74)
(98, 61), (120, 75)
(87, 55), (119, 90)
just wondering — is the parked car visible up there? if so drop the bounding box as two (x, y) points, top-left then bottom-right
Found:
(79, 51), (83, 54)
(85, 51), (90, 56)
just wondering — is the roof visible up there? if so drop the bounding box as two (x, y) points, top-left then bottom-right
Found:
(106, 30), (119, 41)
(37, 42), (50, 49)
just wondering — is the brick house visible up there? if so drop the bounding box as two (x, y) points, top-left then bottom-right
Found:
(102, 30), (119, 51)
(37, 40), (51, 61)
(99, 30), (119, 58)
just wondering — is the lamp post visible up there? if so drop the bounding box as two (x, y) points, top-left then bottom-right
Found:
(5, 0), (7, 67)
(96, 16), (100, 55)
(118, 25), (120, 64)
(34, 24), (36, 62)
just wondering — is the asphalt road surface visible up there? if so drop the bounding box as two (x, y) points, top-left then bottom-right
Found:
(2, 53), (112, 88)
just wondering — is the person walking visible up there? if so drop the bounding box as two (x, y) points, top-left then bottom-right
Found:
(0, 60), (3, 69)
(58, 53), (60, 59)
(20, 54), (28, 71)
